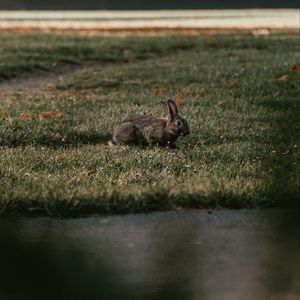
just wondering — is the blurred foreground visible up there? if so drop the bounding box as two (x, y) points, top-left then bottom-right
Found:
(0, 210), (299, 300)
(0, 10), (298, 33)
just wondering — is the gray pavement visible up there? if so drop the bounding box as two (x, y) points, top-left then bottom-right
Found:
(0, 9), (298, 30)
(2, 209), (298, 300)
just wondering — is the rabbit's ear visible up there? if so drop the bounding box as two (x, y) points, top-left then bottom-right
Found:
(167, 99), (178, 116)
(161, 101), (171, 116)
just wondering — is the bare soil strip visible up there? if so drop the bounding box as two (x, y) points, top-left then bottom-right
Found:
(0, 27), (298, 35)
(0, 63), (101, 92)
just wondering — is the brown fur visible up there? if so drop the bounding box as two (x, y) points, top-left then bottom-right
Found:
(110, 100), (190, 147)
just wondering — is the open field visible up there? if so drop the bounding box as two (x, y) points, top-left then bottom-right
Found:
(0, 33), (299, 216)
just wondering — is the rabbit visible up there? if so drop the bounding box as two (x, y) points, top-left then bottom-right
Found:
(109, 99), (190, 147)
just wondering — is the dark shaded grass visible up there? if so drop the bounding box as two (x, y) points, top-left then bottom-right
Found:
(1, 191), (257, 218)
(1, 125), (110, 147)
(0, 34), (200, 81)
(258, 91), (300, 208)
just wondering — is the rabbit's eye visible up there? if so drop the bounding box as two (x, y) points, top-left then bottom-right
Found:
(175, 119), (182, 126)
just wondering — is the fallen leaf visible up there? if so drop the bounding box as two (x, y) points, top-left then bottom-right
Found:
(45, 83), (56, 90)
(37, 113), (47, 120)
(38, 111), (62, 120)
(68, 90), (80, 97)
(175, 97), (185, 106)
(147, 112), (154, 117)
(49, 155), (59, 161)
(54, 111), (62, 118)
(228, 81), (240, 87)
(20, 111), (31, 119)
(48, 153), (66, 161)
(276, 75), (289, 82)
(0, 109), (10, 118)
(155, 87), (169, 94)
(292, 63), (300, 72)
(206, 36), (215, 46)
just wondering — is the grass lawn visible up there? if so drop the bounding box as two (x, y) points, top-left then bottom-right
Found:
(0, 33), (299, 216)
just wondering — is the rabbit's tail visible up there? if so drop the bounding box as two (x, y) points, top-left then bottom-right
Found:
(107, 140), (116, 147)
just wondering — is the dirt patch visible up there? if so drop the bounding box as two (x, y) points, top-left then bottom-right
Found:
(0, 63), (100, 93)
(0, 27), (298, 36)
(0, 72), (59, 93)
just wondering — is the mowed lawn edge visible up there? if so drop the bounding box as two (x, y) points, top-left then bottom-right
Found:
(0, 33), (299, 217)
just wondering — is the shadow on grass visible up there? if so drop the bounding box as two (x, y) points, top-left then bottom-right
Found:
(63, 130), (111, 147)
(255, 78), (300, 298)
(0, 130), (111, 148)
(257, 81), (300, 208)
(0, 190), (262, 218)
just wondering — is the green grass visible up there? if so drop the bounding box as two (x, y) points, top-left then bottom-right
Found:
(0, 34), (198, 81)
(0, 33), (299, 216)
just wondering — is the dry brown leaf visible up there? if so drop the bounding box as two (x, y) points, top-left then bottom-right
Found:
(20, 111), (31, 119)
(37, 113), (47, 120)
(54, 111), (62, 119)
(38, 111), (62, 120)
(276, 75), (289, 82)
(45, 83), (56, 90)
(155, 87), (169, 94)
(147, 112), (154, 117)
(292, 63), (300, 72)
(48, 153), (67, 161)
(68, 90), (80, 97)
(206, 36), (215, 46)
(175, 97), (185, 106)
(49, 155), (59, 161)
(0, 109), (10, 118)
(228, 81), (240, 87)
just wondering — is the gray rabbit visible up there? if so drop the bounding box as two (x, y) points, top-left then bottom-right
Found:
(109, 99), (190, 147)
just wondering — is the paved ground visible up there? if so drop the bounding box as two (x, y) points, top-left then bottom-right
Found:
(0, 9), (298, 32)
(1, 210), (298, 300)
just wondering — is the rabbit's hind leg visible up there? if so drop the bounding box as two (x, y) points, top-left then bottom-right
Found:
(112, 122), (137, 145)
